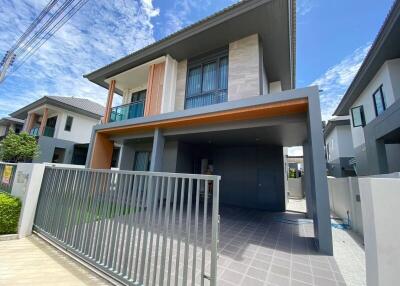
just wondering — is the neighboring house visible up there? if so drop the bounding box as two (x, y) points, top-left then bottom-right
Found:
(10, 96), (104, 164)
(324, 116), (356, 177)
(286, 155), (303, 177)
(334, 0), (400, 176)
(84, 0), (333, 253)
(0, 117), (24, 139)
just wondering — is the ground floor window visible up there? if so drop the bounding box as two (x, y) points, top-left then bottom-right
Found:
(133, 151), (151, 171)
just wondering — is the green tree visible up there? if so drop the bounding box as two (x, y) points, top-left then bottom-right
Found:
(0, 130), (39, 162)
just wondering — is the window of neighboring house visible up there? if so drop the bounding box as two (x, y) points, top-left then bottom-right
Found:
(133, 151), (152, 171)
(326, 142), (330, 161)
(64, 116), (73, 131)
(373, 85), (386, 116)
(185, 49), (228, 109)
(351, 105), (365, 127)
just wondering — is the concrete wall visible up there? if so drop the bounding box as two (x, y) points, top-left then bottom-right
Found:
(174, 60), (187, 111)
(228, 34), (261, 101)
(11, 163), (46, 238)
(161, 55), (178, 113)
(359, 177), (400, 286)
(288, 178), (303, 199)
(34, 136), (76, 164)
(327, 177), (363, 236)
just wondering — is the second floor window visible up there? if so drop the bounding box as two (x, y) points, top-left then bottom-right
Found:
(373, 85), (386, 116)
(185, 49), (228, 109)
(351, 105), (365, 127)
(65, 116), (73, 131)
(130, 90), (146, 118)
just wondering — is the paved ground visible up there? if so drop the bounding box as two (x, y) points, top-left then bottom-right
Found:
(0, 199), (366, 286)
(0, 235), (108, 286)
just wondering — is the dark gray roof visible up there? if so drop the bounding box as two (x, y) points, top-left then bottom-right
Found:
(10, 96), (104, 120)
(334, 0), (400, 116)
(323, 117), (351, 139)
(0, 117), (24, 125)
(84, 0), (296, 94)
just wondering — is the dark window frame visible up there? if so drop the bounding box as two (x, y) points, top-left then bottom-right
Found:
(351, 105), (366, 127)
(185, 48), (229, 103)
(372, 85), (386, 117)
(64, 115), (73, 131)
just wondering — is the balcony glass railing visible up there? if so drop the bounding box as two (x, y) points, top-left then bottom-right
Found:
(109, 101), (145, 122)
(29, 126), (55, 137)
(185, 89), (227, 109)
(29, 127), (40, 137)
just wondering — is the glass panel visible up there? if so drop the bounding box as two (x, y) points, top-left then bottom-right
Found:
(185, 90), (227, 109)
(187, 66), (202, 96)
(373, 88), (385, 116)
(351, 106), (364, 127)
(219, 56), (228, 89)
(202, 62), (217, 92)
(133, 151), (151, 171)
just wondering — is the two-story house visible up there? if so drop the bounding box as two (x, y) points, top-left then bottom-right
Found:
(0, 117), (24, 139)
(10, 96), (104, 164)
(324, 116), (356, 177)
(84, 0), (332, 253)
(334, 0), (400, 176)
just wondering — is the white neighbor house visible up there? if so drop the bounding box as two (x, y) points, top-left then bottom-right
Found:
(10, 96), (104, 164)
(324, 116), (356, 177)
(334, 1), (400, 175)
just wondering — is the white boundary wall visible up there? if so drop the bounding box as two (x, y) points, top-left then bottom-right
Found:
(327, 177), (364, 237)
(288, 178), (304, 199)
(359, 177), (400, 286)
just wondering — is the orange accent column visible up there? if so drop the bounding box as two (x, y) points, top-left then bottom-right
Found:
(39, 108), (48, 136)
(104, 79), (116, 123)
(24, 113), (36, 133)
(144, 62), (165, 116)
(90, 132), (114, 169)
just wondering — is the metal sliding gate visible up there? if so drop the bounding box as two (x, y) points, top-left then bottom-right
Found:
(33, 167), (220, 286)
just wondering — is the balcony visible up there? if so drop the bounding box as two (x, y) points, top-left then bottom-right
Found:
(30, 127), (40, 137)
(109, 101), (145, 123)
(29, 126), (55, 137)
(185, 89), (227, 109)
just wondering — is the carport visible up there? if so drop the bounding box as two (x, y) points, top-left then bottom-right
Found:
(89, 86), (332, 255)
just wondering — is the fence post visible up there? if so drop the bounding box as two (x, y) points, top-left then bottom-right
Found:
(210, 177), (220, 286)
(11, 163), (46, 238)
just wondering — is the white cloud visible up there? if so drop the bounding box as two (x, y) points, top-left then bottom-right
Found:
(312, 43), (371, 121)
(288, 146), (303, 156)
(0, 0), (159, 117)
(297, 0), (314, 16)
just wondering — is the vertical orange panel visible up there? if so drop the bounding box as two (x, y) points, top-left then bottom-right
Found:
(90, 132), (114, 169)
(144, 62), (165, 116)
(104, 80), (116, 123)
(39, 108), (48, 136)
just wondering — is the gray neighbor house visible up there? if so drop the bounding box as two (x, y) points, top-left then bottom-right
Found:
(84, 0), (333, 253)
(334, 0), (400, 176)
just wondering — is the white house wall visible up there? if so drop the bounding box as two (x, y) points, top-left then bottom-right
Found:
(350, 59), (400, 148)
(55, 110), (100, 143)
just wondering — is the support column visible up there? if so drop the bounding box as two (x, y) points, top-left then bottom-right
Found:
(307, 91), (333, 255)
(365, 138), (389, 175)
(302, 141), (313, 219)
(150, 128), (165, 171)
(119, 142), (136, 170)
(23, 113), (35, 133)
(39, 108), (48, 136)
(104, 80), (116, 124)
(89, 132), (114, 169)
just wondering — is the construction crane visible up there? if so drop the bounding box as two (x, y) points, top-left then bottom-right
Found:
(0, 0), (90, 83)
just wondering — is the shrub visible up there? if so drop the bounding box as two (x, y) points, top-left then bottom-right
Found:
(0, 192), (22, 235)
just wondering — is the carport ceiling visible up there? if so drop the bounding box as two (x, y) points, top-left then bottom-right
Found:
(168, 123), (307, 147)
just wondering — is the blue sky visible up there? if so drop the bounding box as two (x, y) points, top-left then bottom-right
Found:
(0, 0), (395, 122)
